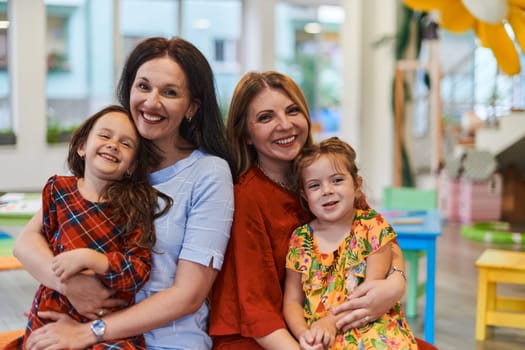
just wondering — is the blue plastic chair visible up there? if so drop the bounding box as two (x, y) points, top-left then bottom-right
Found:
(382, 187), (438, 319)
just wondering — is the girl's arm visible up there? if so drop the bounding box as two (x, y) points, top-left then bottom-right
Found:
(282, 269), (309, 342)
(52, 248), (109, 282)
(14, 210), (128, 319)
(364, 242), (393, 281)
(92, 226), (152, 293)
(13, 210), (62, 291)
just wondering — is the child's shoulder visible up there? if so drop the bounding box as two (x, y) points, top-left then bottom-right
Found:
(43, 174), (77, 192)
(355, 208), (393, 227)
(355, 208), (380, 220)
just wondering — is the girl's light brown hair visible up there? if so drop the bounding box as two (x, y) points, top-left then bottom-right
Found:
(293, 136), (370, 212)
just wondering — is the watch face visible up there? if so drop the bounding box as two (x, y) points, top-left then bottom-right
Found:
(91, 319), (105, 337)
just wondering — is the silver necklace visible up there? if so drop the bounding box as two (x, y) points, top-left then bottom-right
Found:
(256, 162), (295, 192)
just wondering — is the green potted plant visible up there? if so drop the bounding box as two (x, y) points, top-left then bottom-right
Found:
(0, 129), (16, 145)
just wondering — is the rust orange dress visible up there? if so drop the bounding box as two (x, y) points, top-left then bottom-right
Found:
(209, 165), (311, 349)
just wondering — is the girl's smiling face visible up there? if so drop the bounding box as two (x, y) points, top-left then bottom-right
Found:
(78, 111), (138, 183)
(301, 155), (360, 225)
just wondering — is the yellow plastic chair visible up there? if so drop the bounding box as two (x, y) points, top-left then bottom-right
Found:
(382, 186), (438, 319)
(475, 249), (525, 340)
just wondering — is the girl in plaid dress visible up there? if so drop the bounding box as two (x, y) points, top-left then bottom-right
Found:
(5, 105), (171, 350)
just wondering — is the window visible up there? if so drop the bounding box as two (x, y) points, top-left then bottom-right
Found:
(46, 1), (115, 143)
(214, 38), (237, 63)
(0, 0), (12, 144)
(276, 3), (344, 141)
(440, 29), (520, 123)
(182, 0), (242, 117)
(44, 0), (241, 143)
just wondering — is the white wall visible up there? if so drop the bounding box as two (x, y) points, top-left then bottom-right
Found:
(0, 0), (68, 191)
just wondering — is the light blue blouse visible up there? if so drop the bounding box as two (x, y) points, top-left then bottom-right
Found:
(136, 149), (234, 350)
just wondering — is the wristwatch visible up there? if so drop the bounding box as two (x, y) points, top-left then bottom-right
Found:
(90, 319), (106, 342)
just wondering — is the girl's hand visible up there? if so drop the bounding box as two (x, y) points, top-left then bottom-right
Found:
(52, 249), (90, 282)
(298, 330), (324, 350)
(309, 315), (337, 347)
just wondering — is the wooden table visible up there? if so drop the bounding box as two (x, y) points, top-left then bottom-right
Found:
(383, 209), (442, 344)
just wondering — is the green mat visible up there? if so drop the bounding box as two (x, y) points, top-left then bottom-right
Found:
(460, 222), (525, 244)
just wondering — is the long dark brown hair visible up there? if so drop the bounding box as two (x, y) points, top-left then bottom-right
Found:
(67, 105), (172, 249)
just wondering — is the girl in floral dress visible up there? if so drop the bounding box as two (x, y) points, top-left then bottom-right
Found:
(283, 137), (417, 350)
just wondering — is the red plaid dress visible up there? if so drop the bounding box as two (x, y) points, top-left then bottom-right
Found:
(7, 175), (151, 350)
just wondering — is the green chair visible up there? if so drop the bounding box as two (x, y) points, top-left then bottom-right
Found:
(382, 186), (438, 319)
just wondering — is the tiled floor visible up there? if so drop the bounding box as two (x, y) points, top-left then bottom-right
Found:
(1, 222), (525, 349)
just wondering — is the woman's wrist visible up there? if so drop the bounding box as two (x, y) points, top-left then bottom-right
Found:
(387, 265), (407, 281)
(78, 322), (99, 348)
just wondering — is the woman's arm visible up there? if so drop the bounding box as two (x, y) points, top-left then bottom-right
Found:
(26, 259), (218, 350)
(255, 329), (300, 350)
(105, 259), (216, 338)
(332, 243), (406, 331)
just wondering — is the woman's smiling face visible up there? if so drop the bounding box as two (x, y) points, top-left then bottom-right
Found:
(245, 87), (309, 169)
(129, 56), (198, 152)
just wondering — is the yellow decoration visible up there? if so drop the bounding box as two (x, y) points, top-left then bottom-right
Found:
(404, 0), (525, 75)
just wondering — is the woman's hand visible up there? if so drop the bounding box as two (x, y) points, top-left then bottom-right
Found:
(26, 311), (95, 350)
(63, 273), (126, 320)
(332, 275), (404, 332)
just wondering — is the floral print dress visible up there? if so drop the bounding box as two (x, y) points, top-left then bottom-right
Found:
(286, 209), (417, 350)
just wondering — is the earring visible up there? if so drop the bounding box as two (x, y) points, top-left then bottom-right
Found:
(186, 115), (193, 122)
